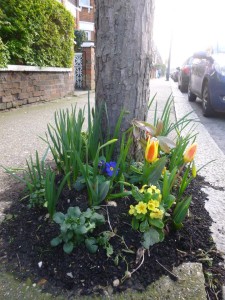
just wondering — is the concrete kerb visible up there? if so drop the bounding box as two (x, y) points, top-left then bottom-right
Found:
(171, 83), (225, 298)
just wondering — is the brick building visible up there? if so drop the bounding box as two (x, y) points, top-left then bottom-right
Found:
(76, 0), (95, 42)
(57, 0), (95, 42)
(57, 0), (96, 90)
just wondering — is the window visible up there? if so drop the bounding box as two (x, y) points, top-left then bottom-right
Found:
(84, 31), (91, 41)
(79, 0), (90, 7)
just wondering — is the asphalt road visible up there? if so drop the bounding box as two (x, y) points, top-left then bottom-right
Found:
(171, 81), (225, 155)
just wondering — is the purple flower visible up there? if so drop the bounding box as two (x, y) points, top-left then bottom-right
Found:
(105, 161), (118, 177)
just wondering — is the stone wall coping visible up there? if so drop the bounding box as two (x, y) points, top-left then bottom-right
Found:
(81, 42), (95, 48)
(0, 65), (72, 72)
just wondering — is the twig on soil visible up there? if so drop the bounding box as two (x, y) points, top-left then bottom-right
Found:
(132, 248), (145, 275)
(16, 253), (21, 271)
(156, 260), (179, 281)
(104, 206), (131, 252)
(105, 206), (113, 232)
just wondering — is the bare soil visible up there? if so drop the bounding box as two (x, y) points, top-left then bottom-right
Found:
(0, 175), (225, 299)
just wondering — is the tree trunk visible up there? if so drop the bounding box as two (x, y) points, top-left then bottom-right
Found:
(95, 0), (154, 156)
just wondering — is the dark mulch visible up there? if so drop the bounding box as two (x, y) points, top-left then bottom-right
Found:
(0, 175), (225, 299)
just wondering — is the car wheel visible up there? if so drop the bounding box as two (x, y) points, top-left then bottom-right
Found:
(180, 80), (187, 93)
(188, 86), (196, 102)
(202, 83), (214, 117)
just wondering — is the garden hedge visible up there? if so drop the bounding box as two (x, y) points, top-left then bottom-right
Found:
(0, 0), (74, 67)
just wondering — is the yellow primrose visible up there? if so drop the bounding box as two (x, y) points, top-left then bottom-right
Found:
(139, 185), (148, 193)
(147, 185), (157, 194)
(147, 200), (156, 211)
(147, 187), (153, 194)
(150, 185), (157, 191)
(147, 200), (160, 211)
(162, 167), (167, 175)
(135, 202), (147, 214)
(158, 194), (162, 202)
(145, 137), (159, 163)
(150, 208), (164, 219)
(129, 205), (136, 215)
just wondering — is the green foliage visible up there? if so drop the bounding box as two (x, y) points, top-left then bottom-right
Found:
(1, 149), (48, 208)
(0, 0), (74, 67)
(0, 37), (9, 67)
(43, 106), (86, 188)
(128, 184), (167, 248)
(51, 207), (105, 254)
(45, 168), (70, 219)
(74, 30), (86, 51)
(2, 89), (200, 262)
(74, 139), (118, 206)
(172, 196), (192, 229)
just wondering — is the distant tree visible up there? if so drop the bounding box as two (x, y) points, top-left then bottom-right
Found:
(95, 0), (154, 156)
(74, 30), (87, 52)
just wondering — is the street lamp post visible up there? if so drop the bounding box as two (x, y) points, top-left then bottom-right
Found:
(166, 35), (172, 81)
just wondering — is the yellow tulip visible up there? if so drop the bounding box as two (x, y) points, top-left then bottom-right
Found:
(183, 142), (197, 163)
(145, 138), (159, 163)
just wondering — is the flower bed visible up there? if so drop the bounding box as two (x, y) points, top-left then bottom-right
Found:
(1, 95), (225, 298)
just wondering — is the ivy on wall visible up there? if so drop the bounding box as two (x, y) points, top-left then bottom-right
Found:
(0, 0), (74, 68)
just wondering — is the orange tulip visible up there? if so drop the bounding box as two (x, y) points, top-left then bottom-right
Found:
(145, 138), (159, 163)
(183, 142), (197, 163)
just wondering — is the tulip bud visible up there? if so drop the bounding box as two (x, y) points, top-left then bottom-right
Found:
(192, 162), (197, 178)
(183, 142), (197, 163)
(145, 137), (159, 163)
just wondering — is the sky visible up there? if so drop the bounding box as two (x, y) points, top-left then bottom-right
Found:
(153, 0), (225, 69)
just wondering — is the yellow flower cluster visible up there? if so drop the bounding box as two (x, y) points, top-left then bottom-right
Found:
(139, 184), (162, 202)
(129, 200), (164, 219)
(129, 185), (164, 219)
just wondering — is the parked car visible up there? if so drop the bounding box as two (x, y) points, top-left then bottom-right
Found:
(170, 69), (179, 82)
(188, 49), (225, 117)
(177, 56), (193, 92)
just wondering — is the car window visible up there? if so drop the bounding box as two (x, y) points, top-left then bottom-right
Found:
(188, 57), (194, 64)
(192, 58), (201, 65)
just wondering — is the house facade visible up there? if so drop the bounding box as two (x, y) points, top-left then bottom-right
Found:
(57, 0), (95, 90)
(57, 0), (95, 42)
(76, 0), (95, 42)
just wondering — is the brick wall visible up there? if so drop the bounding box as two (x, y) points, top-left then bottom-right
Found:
(0, 70), (74, 110)
(79, 0), (95, 23)
(82, 46), (95, 90)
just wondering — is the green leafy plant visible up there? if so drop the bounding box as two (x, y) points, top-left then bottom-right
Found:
(128, 184), (166, 248)
(43, 106), (86, 188)
(172, 195), (192, 229)
(0, 0), (74, 67)
(1, 149), (48, 208)
(51, 206), (105, 254)
(45, 168), (70, 219)
(74, 139), (118, 206)
(74, 30), (87, 51)
(0, 36), (9, 67)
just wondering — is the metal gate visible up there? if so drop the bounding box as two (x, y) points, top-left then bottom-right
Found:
(74, 52), (83, 89)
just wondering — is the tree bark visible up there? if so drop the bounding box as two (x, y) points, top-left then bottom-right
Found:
(95, 0), (154, 155)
